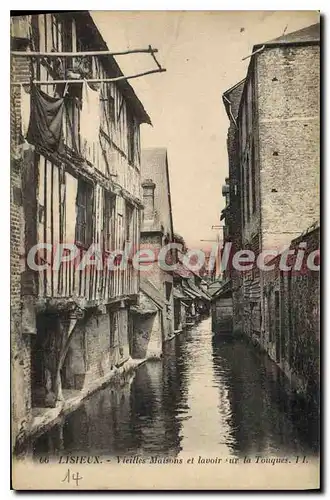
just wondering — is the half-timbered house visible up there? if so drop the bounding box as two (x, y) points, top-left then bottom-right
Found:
(11, 12), (151, 447)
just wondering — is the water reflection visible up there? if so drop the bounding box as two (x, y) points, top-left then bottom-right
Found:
(31, 317), (319, 459)
(211, 337), (318, 456)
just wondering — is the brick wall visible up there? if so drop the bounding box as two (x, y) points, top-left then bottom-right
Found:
(257, 44), (320, 252)
(11, 52), (34, 446)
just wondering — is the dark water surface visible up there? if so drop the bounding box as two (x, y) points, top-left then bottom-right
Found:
(32, 317), (319, 459)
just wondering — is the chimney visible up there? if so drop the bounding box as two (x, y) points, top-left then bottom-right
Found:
(142, 179), (156, 220)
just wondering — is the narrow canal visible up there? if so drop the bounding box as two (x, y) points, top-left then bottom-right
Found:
(32, 316), (319, 459)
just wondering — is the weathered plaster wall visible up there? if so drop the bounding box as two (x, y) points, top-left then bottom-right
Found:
(62, 306), (130, 391)
(140, 233), (174, 341)
(132, 310), (162, 359)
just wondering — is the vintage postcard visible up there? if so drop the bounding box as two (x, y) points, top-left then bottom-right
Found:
(11, 10), (320, 490)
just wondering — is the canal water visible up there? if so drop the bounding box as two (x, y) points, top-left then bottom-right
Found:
(32, 316), (319, 460)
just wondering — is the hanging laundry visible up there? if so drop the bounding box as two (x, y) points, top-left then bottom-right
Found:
(20, 85), (30, 140)
(80, 81), (100, 163)
(27, 85), (65, 153)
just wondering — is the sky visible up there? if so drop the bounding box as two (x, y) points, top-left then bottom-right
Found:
(92, 10), (319, 249)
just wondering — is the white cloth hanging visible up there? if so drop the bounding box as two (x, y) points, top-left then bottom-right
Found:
(80, 81), (100, 163)
(20, 85), (31, 139)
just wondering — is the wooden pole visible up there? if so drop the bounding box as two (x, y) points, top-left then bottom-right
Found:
(11, 47), (159, 58)
(149, 44), (162, 70)
(11, 67), (166, 86)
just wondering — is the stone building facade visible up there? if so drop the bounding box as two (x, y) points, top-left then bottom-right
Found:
(220, 22), (320, 400)
(11, 12), (151, 450)
(221, 22), (320, 341)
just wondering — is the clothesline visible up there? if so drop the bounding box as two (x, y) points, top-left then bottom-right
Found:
(11, 68), (166, 86)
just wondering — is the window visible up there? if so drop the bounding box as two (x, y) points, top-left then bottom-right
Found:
(250, 235), (259, 280)
(109, 312), (117, 349)
(125, 203), (134, 242)
(109, 95), (115, 123)
(51, 15), (63, 51)
(75, 179), (93, 247)
(62, 17), (74, 52)
(103, 192), (115, 252)
(127, 111), (135, 164)
(165, 282), (172, 302)
(64, 97), (80, 152)
(100, 85), (116, 135)
(38, 14), (64, 76)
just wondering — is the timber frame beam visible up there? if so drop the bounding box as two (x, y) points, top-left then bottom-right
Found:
(11, 47), (159, 57)
(34, 145), (144, 209)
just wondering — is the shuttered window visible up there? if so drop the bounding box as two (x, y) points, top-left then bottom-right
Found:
(51, 15), (62, 51)
(75, 179), (93, 247)
(125, 202), (134, 243)
(127, 110), (135, 164)
(103, 192), (115, 252)
(109, 311), (117, 349)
